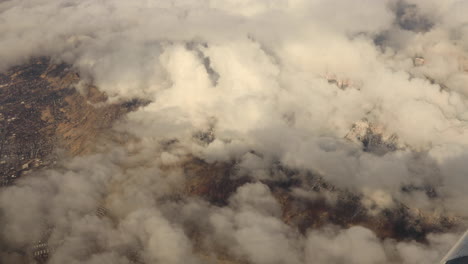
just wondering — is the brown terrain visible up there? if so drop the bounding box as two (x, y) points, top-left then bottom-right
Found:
(0, 58), (460, 263)
(0, 57), (142, 186)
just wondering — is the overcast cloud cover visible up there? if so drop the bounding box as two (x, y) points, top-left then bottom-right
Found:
(2, 0), (468, 263)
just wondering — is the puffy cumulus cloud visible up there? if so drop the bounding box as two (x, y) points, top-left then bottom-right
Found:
(0, 146), (199, 264)
(2, 0), (468, 263)
(0, 153), (119, 247)
(305, 226), (388, 264)
(306, 0), (394, 35)
(207, 183), (302, 264)
(209, 0), (289, 17)
(427, 145), (468, 215)
(304, 226), (460, 264)
(393, 232), (460, 264)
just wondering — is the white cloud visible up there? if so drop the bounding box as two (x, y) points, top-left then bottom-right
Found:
(2, 0), (468, 263)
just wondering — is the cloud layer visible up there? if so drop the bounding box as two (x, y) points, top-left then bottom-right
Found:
(2, 0), (468, 263)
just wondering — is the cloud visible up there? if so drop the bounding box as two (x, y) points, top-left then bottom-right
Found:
(2, 0), (468, 263)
